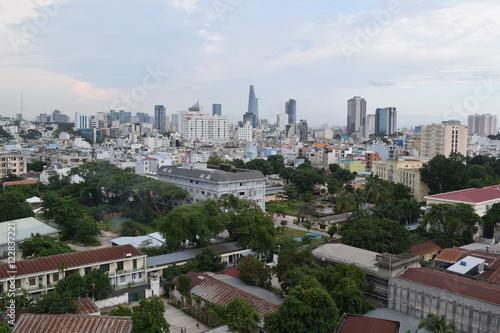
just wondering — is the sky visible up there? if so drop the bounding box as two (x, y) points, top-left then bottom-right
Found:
(1, 0), (500, 128)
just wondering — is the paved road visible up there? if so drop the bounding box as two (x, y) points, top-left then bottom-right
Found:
(162, 300), (209, 333)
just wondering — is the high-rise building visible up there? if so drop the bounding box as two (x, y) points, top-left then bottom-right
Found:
(277, 113), (288, 130)
(136, 112), (150, 124)
(298, 119), (308, 142)
(154, 105), (166, 133)
(375, 107), (397, 136)
(285, 99), (296, 124)
(180, 113), (229, 143)
(420, 122), (467, 158)
(212, 104), (222, 116)
(74, 112), (89, 129)
(189, 102), (201, 113)
(237, 121), (253, 142)
(347, 96), (366, 136)
(468, 113), (497, 136)
(52, 109), (61, 123)
(243, 85), (259, 128)
(365, 114), (376, 137)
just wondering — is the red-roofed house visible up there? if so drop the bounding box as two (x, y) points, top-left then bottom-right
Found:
(2, 179), (37, 187)
(0, 244), (146, 299)
(389, 268), (500, 333)
(425, 185), (500, 216)
(409, 240), (442, 262)
(335, 314), (400, 333)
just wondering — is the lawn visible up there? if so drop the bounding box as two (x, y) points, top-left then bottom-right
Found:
(99, 216), (156, 235)
(266, 200), (304, 216)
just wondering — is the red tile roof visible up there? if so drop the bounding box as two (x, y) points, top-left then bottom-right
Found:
(3, 180), (37, 186)
(410, 240), (442, 256)
(75, 298), (99, 315)
(336, 315), (400, 333)
(223, 267), (240, 278)
(398, 268), (500, 305)
(426, 185), (500, 203)
(186, 272), (279, 315)
(12, 314), (131, 333)
(0, 245), (144, 279)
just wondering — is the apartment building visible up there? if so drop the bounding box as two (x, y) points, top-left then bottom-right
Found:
(419, 122), (467, 157)
(158, 164), (266, 210)
(0, 152), (26, 177)
(0, 245), (147, 299)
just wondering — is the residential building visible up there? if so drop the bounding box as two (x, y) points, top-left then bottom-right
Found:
(74, 112), (89, 130)
(212, 103), (222, 116)
(237, 121), (253, 142)
(158, 164), (266, 210)
(389, 268), (500, 333)
(285, 99), (296, 124)
(347, 96), (366, 137)
(180, 113), (229, 143)
(364, 152), (381, 171)
(365, 114), (376, 137)
(0, 244), (147, 298)
(409, 240), (442, 262)
(372, 158), (430, 201)
(0, 152), (26, 178)
(277, 113), (288, 130)
(425, 184), (500, 217)
(154, 105), (166, 133)
(468, 113), (497, 136)
(375, 107), (397, 136)
(419, 122), (467, 157)
(298, 119), (308, 142)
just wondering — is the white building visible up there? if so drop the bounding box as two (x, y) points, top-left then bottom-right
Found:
(237, 121), (253, 142)
(420, 122), (467, 158)
(180, 113), (229, 143)
(158, 164), (266, 210)
(74, 112), (89, 129)
(468, 113), (497, 137)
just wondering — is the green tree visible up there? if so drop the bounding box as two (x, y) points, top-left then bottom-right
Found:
(193, 246), (227, 272)
(54, 274), (87, 299)
(420, 153), (467, 194)
(264, 286), (339, 333)
(28, 292), (79, 314)
(363, 176), (393, 206)
(274, 249), (315, 293)
(0, 125), (13, 140)
(341, 218), (411, 254)
(0, 191), (34, 222)
(246, 159), (274, 176)
(84, 268), (112, 301)
(267, 154), (286, 175)
(20, 129), (42, 140)
(224, 298), (261, 333)
(422, 203), (481, 247)
(120, 220), (148, 236)
(27, 160), (47, 172)
(218, 196), (276, 254)
(156, 200), (228, 251)
(482, 202), (500, 238)
(291, 163), (326, 194)
(0, 322), (11, 333)
(230, 159), (246, 169)
(177, 275), (192, 297)
(207, 154), (225, 166)
(237, 255), (271, 288)
(131, 296), (170, 333)
(329, 163), (356, 182)
(327, 225), (337, 239)
(109, 304), (133, 316)
(417, 313), (456, 333)
(20, 233), (74, 259)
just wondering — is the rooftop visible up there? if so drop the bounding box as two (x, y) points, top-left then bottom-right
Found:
(12, 314), (131, 333)
(3, 179), (37, 186)
(312, 243), (379, 271)
(335, 314), (400, 333)
(410, 240), (442, 256)
(158, 165), (265, 182)
(0, 217), (58, 245)
(425, 185), (500, 204)
(0, 244), (144, 279)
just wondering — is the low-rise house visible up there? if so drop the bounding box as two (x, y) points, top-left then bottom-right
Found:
(409, 240), (442, 262)
(334, 314), (400, 333)
(0, 217), (59, 256)
(0, 244), (147, 298)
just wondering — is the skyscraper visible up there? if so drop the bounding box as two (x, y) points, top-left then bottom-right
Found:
(74, 112), (89, 129)
(468, 113), (497, 136)
(298, 119), (308, 142)
(212, 104), (222, 116)
(347, 96), (366, 136)
(154, 105), (166, 133)
(243, 85), (259, 128)
(375, 107), (397, 136)
(285, 99), (296, 124)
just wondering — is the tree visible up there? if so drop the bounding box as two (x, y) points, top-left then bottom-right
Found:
(267, 154), (286, 175)
(177, 275), (192, 298)
(291, 163), (326, 194)
(422, 203), (481, 247)
(363, 176), (393, 206)
(54, 274), (87, 299)
(0, 322), (11, 333)
(207, 154), (225, 166)
(20, 129), (42, 140)
(264, 286), (339, 333)
(120, 220), (148, 237)
(156, 200), (228, 251)
(274, 249), (315, 293)
(109, 304), (133, 316)
(327, 225), (337, 239)
(224, 298), (261, 333)
(218, 196), (276, 254)
(27, 160), (47, 172)
(482, 202), (500, 238)
(193, 246), (227, 272)
(28, 292), (79, 314)
(20, 233), (74, 259)
(0, 191), (34, 222)
(237, 255), (271, 288)
(246, 159), (274, 176)
(84, 268), (112, 301)
(131, 296), (170, 333)
(420, 153), (467, 194)
(417, 313), (456, 333)
(341, 217), (411, 254)
(329, 163), (355, 182)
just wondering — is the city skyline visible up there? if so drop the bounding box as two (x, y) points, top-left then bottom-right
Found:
(1, 1), (500, 128)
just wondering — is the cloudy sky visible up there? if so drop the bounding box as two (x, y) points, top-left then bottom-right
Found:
(1, 0), (500, 128)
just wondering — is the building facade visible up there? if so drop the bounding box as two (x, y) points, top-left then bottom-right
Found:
(0, 152), (26, 178)
(285, 99), (296, 124)
(468, 113), (497, 137)
(419, 122), (467, 157)
(347, 96), (366, 137)
(74, 112), (89, 129)
(212, 104), (222, 116)
(244, 85), (259, 128)
(158, 164), (266, 210)
(154, 105), (166, 133)
(180, 113), (229, 143)
(375, 107), (397, 136)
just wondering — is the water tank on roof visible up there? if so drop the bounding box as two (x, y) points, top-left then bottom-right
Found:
(460, 261), (467, 266)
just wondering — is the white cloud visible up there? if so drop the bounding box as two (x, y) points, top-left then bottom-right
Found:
(165, 0), (200, 13)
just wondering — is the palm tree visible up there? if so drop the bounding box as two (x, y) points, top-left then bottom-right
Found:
(418, 314), (457, 333)
(364, 177), (393, 206)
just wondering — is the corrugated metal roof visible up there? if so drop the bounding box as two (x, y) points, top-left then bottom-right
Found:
(0, 217), (59, 245)
(434, 248), (468, 263)
(398, 268), (500, 305)
(336, 315), (400, 333)
(410, 240), (441, 256)
(75, 298), (99, 315)
(0, 244), (144, 279)
(12, 314), (131, 333)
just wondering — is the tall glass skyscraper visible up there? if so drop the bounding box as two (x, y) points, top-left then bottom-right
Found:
(212, 104), (222, 116)
(285, 99), (296, 124)
(347, 96), (366, 136)
(244, 85), (259, 128)
(154, 105), (166, 133)
(375, 107), (397, 136)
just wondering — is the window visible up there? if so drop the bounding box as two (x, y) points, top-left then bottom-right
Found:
(239, 191), (245, 196)
(100, 264), (110, 272)
(132, 273), (136, 280)
(117, 262), (124, 271)
(138, 273), (142, 279)
(120, 276), (126, 283)
(29, 277), (36, 286)
(133, 259), (137, 269)
(53, 273), (59, 282)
